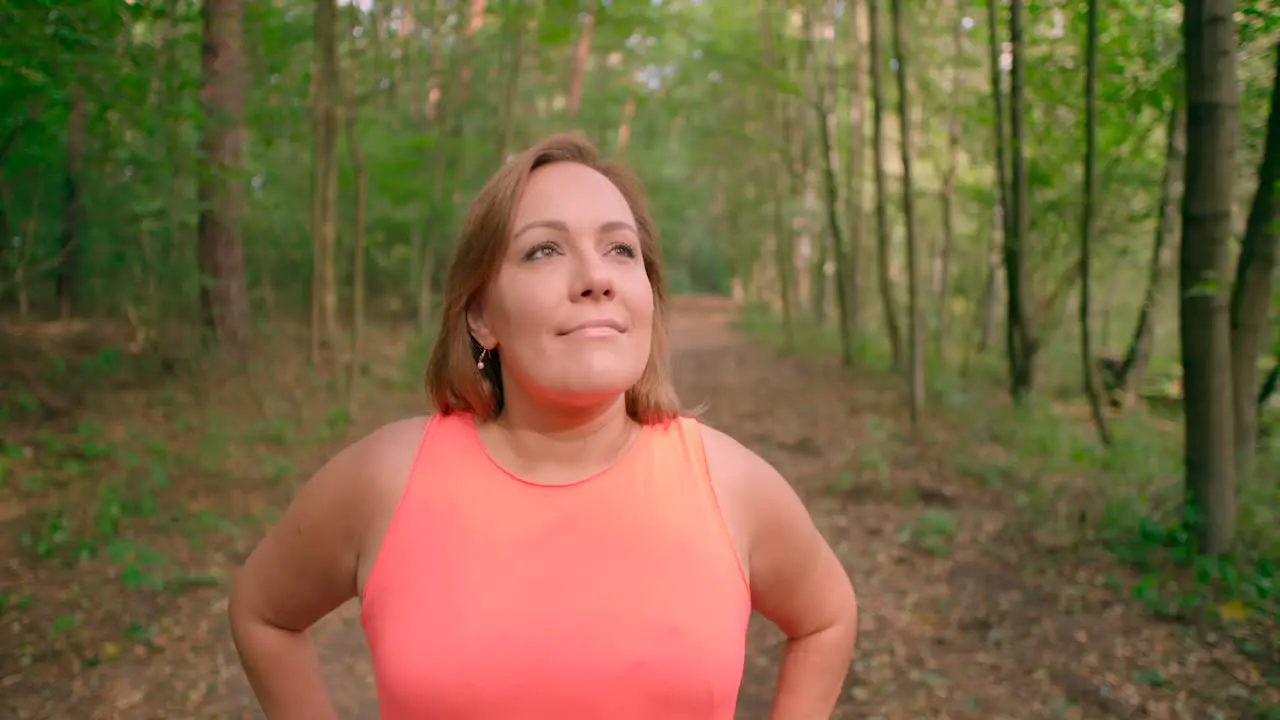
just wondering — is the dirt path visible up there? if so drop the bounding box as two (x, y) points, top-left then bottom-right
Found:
(6, 296), (1271, 719)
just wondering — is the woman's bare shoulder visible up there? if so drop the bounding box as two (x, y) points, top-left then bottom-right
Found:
(692, 420), (810, 535)
(694, 421), (779, 486)
(280, 415), (432, 537)
(692, 421), (852, 634)
(229, 415), (434, 629)
(350, 415), (432, 478)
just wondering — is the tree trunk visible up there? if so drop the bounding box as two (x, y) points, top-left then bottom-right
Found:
(936, 0), (963, 364)
(565, 0), (596, 126)
(1114, 97), (1185, 404)
(810, 215), (830, 323)
(761, 0), (795, 348)
(868, 0), (903, 371)
(615, 95), (636, 155)
(161, 0), (184, 328)
(310, 0), (341, 363)
(978, 203), (1003, 354)
(1258, 358), (1279, 410)
(844, 0), (865, 349)
(320, 0), (340, 358)
(1079, 0), (1111, 445)
(497, 0), (526, 163)
(416, 0), (446, 331)
(425, 0), (445, 122)
(309, 12), (324, 360)
(799, 21), (827, 326)
(963, 205), (1002, 379)
(890, 0), (924, 425)
(345, 68), (367, 421)
(405, 0), (423, 125)
(810, 0), (853, 366)
(1228, 40), (1280, 481)
(782, 27), (816, 320)
(981, 1), (1009, 361)
(1180, 0), (1238, 556)
(1005, 0), (1036, 400)
(56, 84), (86, 319)
(428, 0), (482, 321)
(457, 0), (488, 106)
(197, 0), (251, 356)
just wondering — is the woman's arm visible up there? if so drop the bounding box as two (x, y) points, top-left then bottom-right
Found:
(228, 419), (419, 719)
(751, 493), (858, 720)
(702, 427), (858, 719)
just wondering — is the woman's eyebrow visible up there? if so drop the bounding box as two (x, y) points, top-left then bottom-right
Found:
(512, 219), (638, 240)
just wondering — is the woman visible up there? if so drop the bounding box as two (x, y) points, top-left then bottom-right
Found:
(229, 132), (858, 719)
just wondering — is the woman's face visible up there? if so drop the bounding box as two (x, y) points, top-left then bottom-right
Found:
(468, 161), (655, 410)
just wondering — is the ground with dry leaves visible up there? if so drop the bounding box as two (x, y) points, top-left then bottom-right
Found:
(1, 296), (1275, 719)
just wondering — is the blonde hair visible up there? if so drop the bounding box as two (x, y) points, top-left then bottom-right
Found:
(425, 132), (681, 424)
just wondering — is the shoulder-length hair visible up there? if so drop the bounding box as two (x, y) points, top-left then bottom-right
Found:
(425, 132), (681, 424)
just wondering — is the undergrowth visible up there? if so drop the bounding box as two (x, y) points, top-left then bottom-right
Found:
(735, 302), (1278, 673)
(0, 316), (429, 670)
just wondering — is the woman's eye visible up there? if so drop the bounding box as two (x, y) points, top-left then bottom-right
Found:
(524, 242), (558, 261)
(609, 242), (638, 259)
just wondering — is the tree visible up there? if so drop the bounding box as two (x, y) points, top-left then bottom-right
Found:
(842, 0), (867, 349)
(197, 0), (252, 355)
(565, 0), (597, 126)
(1004, 0), (1035, 401)
(890, 0), (924, 425)
(56, 84), (85, 319)
(1179, 0), (1239, 555)
(1228, 40), (1280, 480)
(310, 0), (341, 364)
(867, 0), (903, 371)
(935, 0), (964, 364)
(761, 0), (796, 349)
(345, 5), (368, 421)
(1111, 96), (1185, 406)
(1079, 0), (1111, 445)
(807, 0), (853, 366)
(498, 0), (528, 162)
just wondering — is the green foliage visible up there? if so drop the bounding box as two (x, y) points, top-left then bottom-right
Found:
(1, 0), (1277, 637)
(1, 0), (1278, 711)
(742, 308), (1279, 657)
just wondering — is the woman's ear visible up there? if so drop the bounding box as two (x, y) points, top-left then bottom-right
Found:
(467, 302), (497, 350)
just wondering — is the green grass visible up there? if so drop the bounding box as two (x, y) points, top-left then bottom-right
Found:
(735, 302), (1278, 657)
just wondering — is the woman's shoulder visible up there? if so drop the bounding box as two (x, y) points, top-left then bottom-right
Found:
(358, 414), (434, 452)
(310, 415), (433, 514)
(337, 415), (432, 463)
(686, 420), (797, 507)
(227, 415), (437, 613)
(344, 415), (434, 486)
(687, 421), (832, 595)
(685, 419), (771, 480)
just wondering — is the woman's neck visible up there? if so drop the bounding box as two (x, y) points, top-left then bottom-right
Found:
(488, 393), (637, 478)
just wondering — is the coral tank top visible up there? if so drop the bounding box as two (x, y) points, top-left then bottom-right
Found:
(359, 412), (751, 719)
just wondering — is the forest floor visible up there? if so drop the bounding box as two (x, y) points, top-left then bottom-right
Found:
(1, 295), (1276, 719)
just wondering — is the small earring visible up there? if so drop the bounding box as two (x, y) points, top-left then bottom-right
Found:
(477, 348), (489, 370)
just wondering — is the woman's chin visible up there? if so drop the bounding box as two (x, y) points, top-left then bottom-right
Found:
(535, 377), (640, 409)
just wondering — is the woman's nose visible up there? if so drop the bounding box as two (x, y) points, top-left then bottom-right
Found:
(572, 251), (615, 300)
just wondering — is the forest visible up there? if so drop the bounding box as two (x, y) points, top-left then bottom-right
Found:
(1, 0), (1277, 717)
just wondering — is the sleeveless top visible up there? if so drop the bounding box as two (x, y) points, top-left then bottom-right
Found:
(359, 412), (751, 719)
